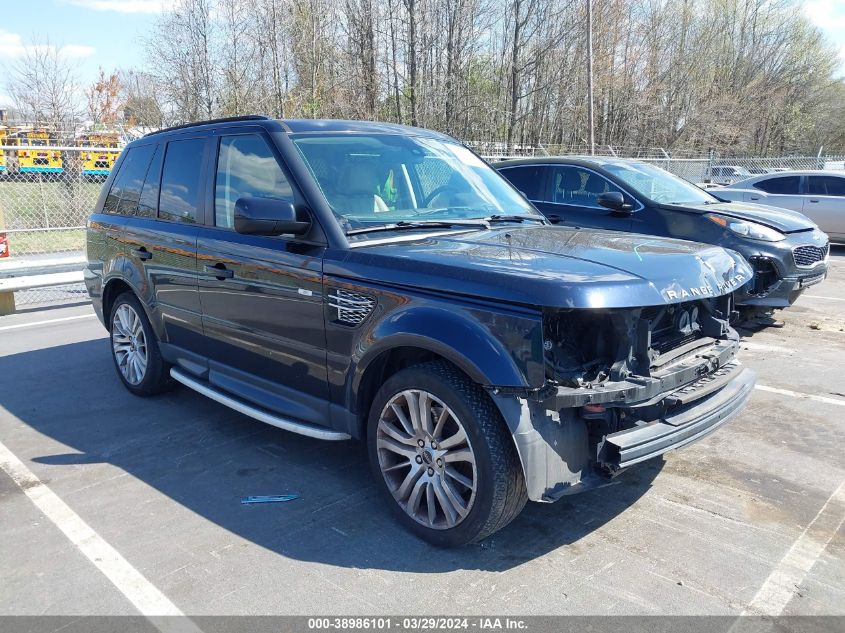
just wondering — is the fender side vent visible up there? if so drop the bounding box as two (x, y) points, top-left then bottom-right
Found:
(327, 289), (375, 326)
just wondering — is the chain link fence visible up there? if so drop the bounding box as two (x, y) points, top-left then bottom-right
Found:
(469, 142), (845, 185)
(0, 146), (111, 306)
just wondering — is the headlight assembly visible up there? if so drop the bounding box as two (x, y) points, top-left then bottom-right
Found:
(705, 214), (785, 242)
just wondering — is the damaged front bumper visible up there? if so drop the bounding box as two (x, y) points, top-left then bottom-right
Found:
(733, 235), (829, 308)
(494, 339), (756, 502)
(598, 364), (755, 469)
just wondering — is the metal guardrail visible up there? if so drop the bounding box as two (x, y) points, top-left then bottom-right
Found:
(0, 253), (87, 314)
(0, 146), (98, 307)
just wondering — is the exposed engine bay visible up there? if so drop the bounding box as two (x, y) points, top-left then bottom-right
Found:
(542, 295), (736, 388)
(503, 294), (754, 503)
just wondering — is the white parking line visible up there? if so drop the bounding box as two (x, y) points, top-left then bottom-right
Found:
(0, 313), (96, 332)
(802, 295), (845, 302)
(755, 385), (845, 407)
(0, 439), (201, 633)
(742, 342), (795, 354)
(742, 481), (845, 616)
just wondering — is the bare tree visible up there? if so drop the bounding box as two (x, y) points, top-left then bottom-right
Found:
(120, 0), (845, 154)
(7, 40), (80, 130)
(119, 69), (168, 128)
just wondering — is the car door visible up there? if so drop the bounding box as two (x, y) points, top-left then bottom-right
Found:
(746, 175), (805, 213)
(123, 135), (207, 353)
(806, 175), (845, 238)
(90, 143), (157, 288)
(196, 131), (330, 426)
(535, 165), (634, 231)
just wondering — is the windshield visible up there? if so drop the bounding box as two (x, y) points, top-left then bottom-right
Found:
(603, 161), (718, 205)
(291, 133), (540, 235)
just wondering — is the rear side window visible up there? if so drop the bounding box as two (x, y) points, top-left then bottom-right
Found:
(136, 145), (163, 218)
(548, 166), (624, 207)
(103, 145), (155, 215)
(214, 134), (292, 229)
(808, 176), (845, 197)
(755, 176), (800, 195)
(499, 166), (543, 200)
(159, 138), (205, 223)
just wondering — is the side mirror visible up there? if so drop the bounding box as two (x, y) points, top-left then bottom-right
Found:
(597, 191), (634, 214)
(234, 197), (311, 236)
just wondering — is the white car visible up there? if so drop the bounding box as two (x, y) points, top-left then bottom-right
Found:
(715, 170), (845, 242)
(708, 165), (753, 184)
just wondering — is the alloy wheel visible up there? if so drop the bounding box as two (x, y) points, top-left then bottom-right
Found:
(112, 304), (148, 385)
(376, 389), (477, 529)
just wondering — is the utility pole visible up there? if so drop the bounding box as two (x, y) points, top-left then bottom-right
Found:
(586, 0), (595, 155)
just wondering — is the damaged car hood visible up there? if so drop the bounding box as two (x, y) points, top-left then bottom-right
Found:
(328, 226), (752, 309)
(678, 200), (816, 233)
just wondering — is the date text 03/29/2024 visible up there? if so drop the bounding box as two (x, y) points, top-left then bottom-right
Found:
(306, 617), (528, 630)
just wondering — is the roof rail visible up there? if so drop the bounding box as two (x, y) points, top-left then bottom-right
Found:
(143, 115), (272, 137)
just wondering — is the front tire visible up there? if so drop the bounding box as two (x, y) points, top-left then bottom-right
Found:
(367, 361), (527, 546)
(109, 292), (171, 396)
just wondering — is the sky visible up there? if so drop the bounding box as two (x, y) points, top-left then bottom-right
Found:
(804, 0), (845, 74)
(0, 0), (173, 110)
(1, 0), (844, 113)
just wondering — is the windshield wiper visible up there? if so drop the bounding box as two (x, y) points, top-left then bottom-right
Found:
(484, 214), (546, 224)
(346, 219), (490, 236)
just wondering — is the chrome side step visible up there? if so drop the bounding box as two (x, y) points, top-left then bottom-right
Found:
(170, 368), (351, 441)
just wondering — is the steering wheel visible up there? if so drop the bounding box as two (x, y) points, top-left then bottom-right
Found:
(422, 185), (458, 207)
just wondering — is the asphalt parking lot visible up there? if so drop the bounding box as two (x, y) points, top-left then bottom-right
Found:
(1, 249), (844, 618)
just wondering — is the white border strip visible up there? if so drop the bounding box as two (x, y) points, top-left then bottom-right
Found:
(802, 295), (845, 302)
(0, 439), (201, 632)
(742, 481), (845, 616)
(0, 314), (95, 332)
(755, 385), (845, 407)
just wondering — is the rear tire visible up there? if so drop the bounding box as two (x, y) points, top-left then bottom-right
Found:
(109, 292), (172, 396)
(367, 361), (527, 546)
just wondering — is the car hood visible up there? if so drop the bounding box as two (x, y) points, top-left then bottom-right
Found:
(327, 226), (752, 309)
(680, 200), (816, 233)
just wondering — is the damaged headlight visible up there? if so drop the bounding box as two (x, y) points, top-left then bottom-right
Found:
(705, 214), (785, 242)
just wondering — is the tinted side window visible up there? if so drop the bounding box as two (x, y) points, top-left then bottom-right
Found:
(755, 176), (800, 194)
(159, 138), (205, 223)
(103, 145), (155, 215)
(215, 134), (292, 229)
(808, 176), (845, 197)
(549, 166), (623, 207)
(137, 145), (163, 218)
(499, 166), (543, 200)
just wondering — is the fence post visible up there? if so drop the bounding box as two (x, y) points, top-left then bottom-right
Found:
(0, 205), (15, 315)
(707, 148), (715, 182)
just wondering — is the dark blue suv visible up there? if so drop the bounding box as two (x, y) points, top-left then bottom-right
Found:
(496, 157), (829, 313)
(85, 116), (755, 545)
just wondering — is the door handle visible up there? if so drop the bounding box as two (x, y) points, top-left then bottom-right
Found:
(132, 247), (152, 261)
(204, 263), (234, 279)
(809, 199), (819, 203)
(750, 197), (759, 201)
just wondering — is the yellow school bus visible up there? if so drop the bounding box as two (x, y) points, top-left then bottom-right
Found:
(80, 132), (120, 176)
(0, 126), (14, 173)
(17, 129), (63, 174)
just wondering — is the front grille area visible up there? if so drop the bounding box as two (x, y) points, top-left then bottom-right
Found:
(643, 301), (705, 355)
(793, 243), (828, 267)
(544, 295), (733, 387)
